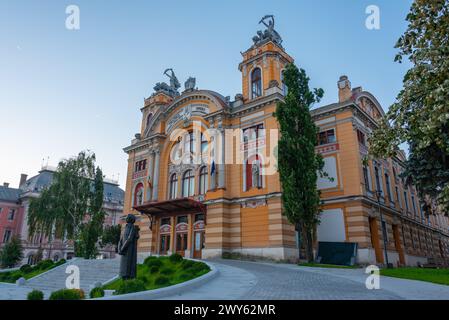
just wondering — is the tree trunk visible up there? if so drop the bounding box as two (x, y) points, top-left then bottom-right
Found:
(305, 227), (314, 263)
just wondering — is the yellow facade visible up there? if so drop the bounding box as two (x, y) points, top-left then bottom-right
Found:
(122, 26), (449, 266)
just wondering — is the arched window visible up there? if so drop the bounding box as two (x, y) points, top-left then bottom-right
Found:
(200, 133), (208, 157)
(199, 166), (208, 195)
(169, 173), (178, 199)
(182, 170), (195, 197)
(251, 68), (262, 98)
(183, 132), (196, 163)
(133, 183), (144, 206)
(146, 113), (153, 128)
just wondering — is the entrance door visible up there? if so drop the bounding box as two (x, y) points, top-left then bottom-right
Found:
(176, 233), (188, 256)
(160, 234), (170, 255)
(193, 231), (205, 259)
(393, 224), (405, 266)
(369, 217), (383, 263)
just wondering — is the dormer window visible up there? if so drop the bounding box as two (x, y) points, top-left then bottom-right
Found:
(251, 68), (262, 98)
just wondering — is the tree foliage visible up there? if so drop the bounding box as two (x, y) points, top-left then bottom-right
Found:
(369, 0), (449, 215)
(28, 151), (106, 258)
(274, 63), (325, 262)
(101, 224), (122, 253)
(0, 236), (24, 268)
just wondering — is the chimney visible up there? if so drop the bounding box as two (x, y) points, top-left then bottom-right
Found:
(337, 75), (352, 102)
(19, 174), (28, 187)
(3, 182), (9, 188)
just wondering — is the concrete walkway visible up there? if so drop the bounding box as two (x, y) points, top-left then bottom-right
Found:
(0, 258), (120, 300)
(1, 258), (448, 300)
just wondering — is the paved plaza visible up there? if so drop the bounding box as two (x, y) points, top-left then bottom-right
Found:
(1, 258), (448, 300)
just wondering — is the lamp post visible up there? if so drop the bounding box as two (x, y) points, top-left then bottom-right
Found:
(375, 189), (390, 268)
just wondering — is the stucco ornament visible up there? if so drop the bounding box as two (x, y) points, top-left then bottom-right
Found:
(252, 15), (283, 47)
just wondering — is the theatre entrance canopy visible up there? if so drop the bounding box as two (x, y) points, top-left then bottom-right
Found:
(134, 198), (207, 258)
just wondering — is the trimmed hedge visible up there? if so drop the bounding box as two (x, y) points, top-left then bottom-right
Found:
(20, 264), (33, 274)
(169, 253), (183, 263)
(154, 275), (170, 286)
(149, 265), (160, 274)
(89, 287), (105, 299)
(49, 289), (85, 300)
(144, 258), (163, 268)
(27, 289), (44, 300)
(114, 279), (146, 295)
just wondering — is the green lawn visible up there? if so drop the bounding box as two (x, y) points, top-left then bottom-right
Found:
(103, 255), (210, 294)
(0, 259), (66, 283)
(380, 267), (449, 286)
(298, 262), (358, 269)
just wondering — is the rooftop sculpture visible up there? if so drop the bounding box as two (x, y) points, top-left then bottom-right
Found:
(153, 68), (181, 97)
(252, 15), (283, 47)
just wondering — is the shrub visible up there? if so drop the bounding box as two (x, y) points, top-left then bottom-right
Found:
(154, 275), (170, 286)
(49, 289), (85, 300)
(144, 258), (162, 268)
(89, 287), (105, 299)
(160, 267), (175, 275)
(27, 289), (44, 300)
(149, 265), (160, 274)
(181, 259), (195, 269)
(20, 264), (33, 274)
(37, 259), (54, 270)
(114, 279), (146, 295)
(169, 253), (183, 263)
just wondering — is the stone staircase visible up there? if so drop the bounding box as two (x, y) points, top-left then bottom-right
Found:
(24, 258), (120, 296)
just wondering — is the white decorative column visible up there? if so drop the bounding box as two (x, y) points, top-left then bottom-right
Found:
(147, 151), (155, 201)
(152, 149), (161, 201)
(218, 128), (225, 188)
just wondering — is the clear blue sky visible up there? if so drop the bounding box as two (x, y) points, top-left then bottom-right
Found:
(0, 0), (413, 188)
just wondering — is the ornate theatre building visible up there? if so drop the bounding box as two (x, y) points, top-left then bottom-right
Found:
(123, 17), (449, 266)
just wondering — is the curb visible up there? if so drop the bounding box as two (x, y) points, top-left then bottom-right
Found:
(92, 260), (218, 300)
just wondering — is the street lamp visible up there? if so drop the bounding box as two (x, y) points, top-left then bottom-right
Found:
(375, 189), (390, 268)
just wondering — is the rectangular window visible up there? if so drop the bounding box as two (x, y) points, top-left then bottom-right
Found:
(411, 195), (417, 216)
(374, 166), (383, 196)
(134, 159), (147, 172)
(396, 186), (402, 209)
(2, 230), (11, 243)
(195, 213), (205, 222)
(404, 191), (409, 212)
(381, 221), (388, 243)
(161, 217), (170, 226)
(317, 129), (336, 145)
(357, 129), (366, 146)
(7, 209), (15, 221)
(385, 173), (392, 201)
(177, 215), (188, 224)
(363, 165), (370, 191)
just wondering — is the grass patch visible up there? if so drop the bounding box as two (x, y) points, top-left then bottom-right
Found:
(380, 267), (449, 286)
(298, 262), (358, 269)
(103, 255), (210, 295)
(0, 259), (66, 283)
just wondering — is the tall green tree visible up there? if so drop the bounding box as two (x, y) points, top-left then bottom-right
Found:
(28, 151), (106, 258)
(274, 63), (325, 262)
(0, 236), (24, 268)
(369, 0), (449, 215)
(101, 224), (122, 253)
